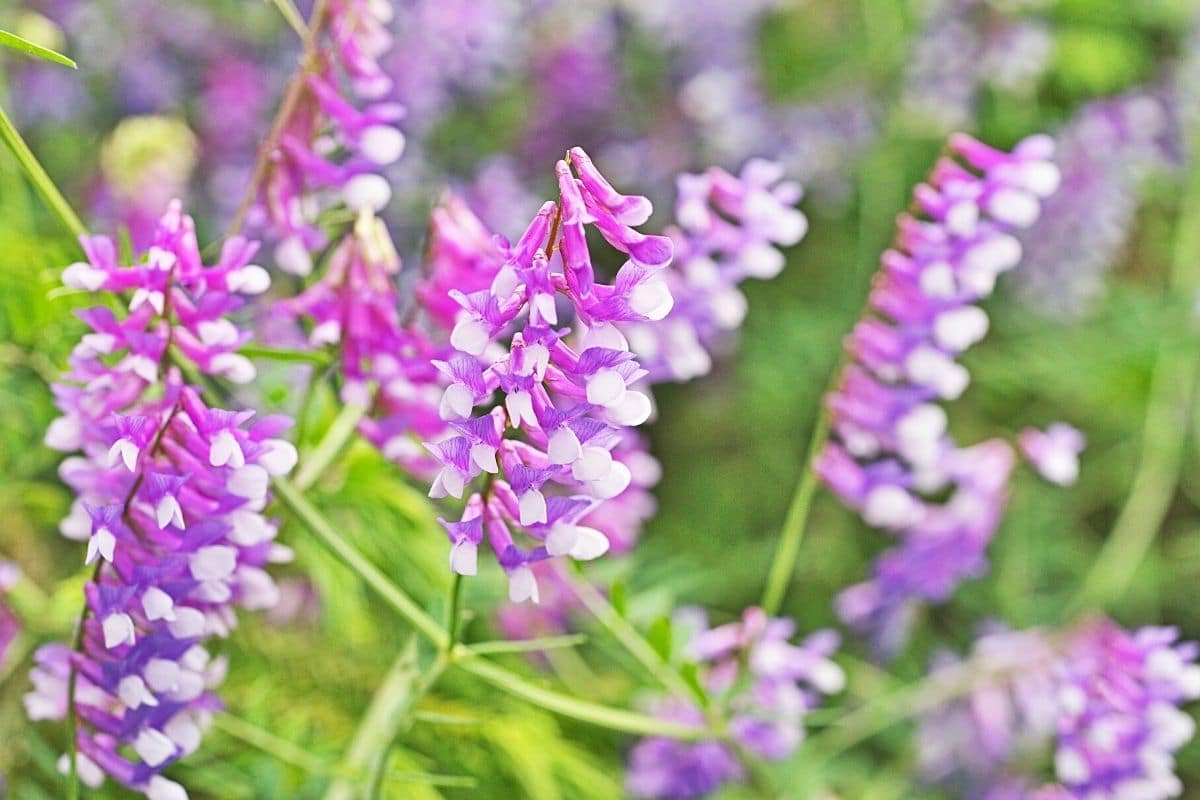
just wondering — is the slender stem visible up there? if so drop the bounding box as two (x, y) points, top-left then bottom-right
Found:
(228, 0), (332, 235)
(454, 657), (715, 740)
(761, 404), (833, 615)
(239, 344), (333, 366)
(571, 577), (695, 701)
(465, 634), (587, 656)
(268, 0), (309, 37)
(273, 475), (448, 647)
(323, 639), (446, 800)
(444, 573), (464, 654)
(215, 714), (333, 775)
(1068, 131), (1200, 613)
(294, 401), (368, 491)
(0, 101), (87, 239)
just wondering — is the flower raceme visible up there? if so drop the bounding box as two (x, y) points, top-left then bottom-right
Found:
(918, 621), (1200, 800)
(259, 0), (405, 275)
(432, 148), (674, 602)
(627, 607), (844, 799)
(816, 133), (1061, 656)
(29, 205), (296, 800)
(624, 158), (808, 383)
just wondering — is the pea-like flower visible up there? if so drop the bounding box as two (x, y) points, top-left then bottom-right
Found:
(433, 148), (673, 601)
(816, 134), (1060, 656)
(29, 206), (295, 800)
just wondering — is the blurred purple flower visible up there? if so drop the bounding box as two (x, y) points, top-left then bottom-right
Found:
(817, 133), (1060, 656)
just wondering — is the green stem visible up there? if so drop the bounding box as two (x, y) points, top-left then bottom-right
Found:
(571, 577), (695, 701)
(215, 714), (334, 776)
(454, 657), (714, 740)
(273, 476), (448, 647)
(294, 402), (368, 491)
(323, 639), (446, 800)
(267, 0), (309, 37)
(444, 573), (464, 654)
(760, 405), (832, 615)
(1068, 133), (1200, 613)
(277, 444), (723, 742)
(465, 634), (587, 656)
(0, 101), (87, 239)
(239, 344), (333, 367)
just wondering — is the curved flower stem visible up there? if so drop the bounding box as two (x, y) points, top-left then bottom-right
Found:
(268, 0), (309, 37)
(760, 403), (832, 616)
(1069, 137), (1200, 613)
(0, 101), (87, 240)
(466, 633), (587, 655)
(452, 656), (714, 740)
(571, 577), (695, 701)
(275, 472), (710, 740)
(273, 476), (449, 647)
(239, 344), (334, 367)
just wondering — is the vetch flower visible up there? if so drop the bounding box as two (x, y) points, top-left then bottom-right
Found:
(817, 133), (1059, 656)
(627, 607), (842, 799)
(624, 159), (807, 382)
(28, 205), (294, 800)
(431, 148), (672, 600)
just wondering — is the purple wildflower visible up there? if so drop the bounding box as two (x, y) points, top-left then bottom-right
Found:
(817, 133), (1060, 656)
(919, 620), (1200, 799)
(258, 0), (405, 275)
(627, 607), (843, 799)
(432, 148), (674, 600)
(29, 205), (295, 799)
(624, 159), (807, 382)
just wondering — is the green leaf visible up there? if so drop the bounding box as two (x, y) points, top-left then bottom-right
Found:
(646, 615), (673, 663)
(0, 29), (76, 69)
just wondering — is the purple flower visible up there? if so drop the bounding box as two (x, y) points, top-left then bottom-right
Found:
(258, 0), (405, 275)
(627, 607), (843, 799)
(624, 159), (806, 382)
(431, 149), (674, 600)
(29, 205), (295, 799)
(919, 621), (1200, 800)
(817, 134), (1059, 656)
(1051, 622), (1200, 798)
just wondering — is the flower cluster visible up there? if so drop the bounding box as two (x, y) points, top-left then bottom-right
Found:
(627, 607), (844, 799)
(816, 133), (1060, 655)
(281, 210), (448, 477)
(917, 626), (1061, 794)
(918, 621), (1200, 800)
(260, 0), (405, 275)
(1051, 622), (1200, 799)
(623, 159), (807, 383)
(28, 205), (295, 800)
(432, 148), (674, 601)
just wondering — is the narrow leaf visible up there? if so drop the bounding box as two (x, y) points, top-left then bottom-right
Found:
(0, 29), (76, 69)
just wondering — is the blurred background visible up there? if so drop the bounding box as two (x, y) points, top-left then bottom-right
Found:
(1, 0), (1199, 797)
